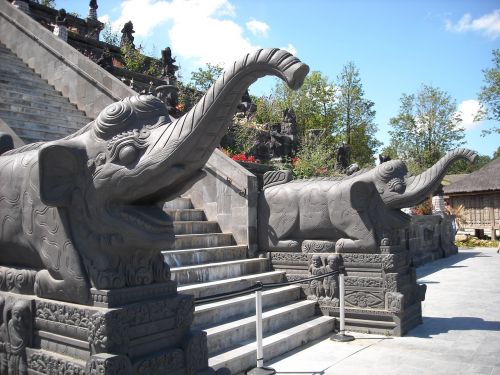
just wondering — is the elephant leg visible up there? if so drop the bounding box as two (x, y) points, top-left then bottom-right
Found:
(267, 239), (300, 252)
(334, 211), (377, 253)
(35, 269), (90, 304)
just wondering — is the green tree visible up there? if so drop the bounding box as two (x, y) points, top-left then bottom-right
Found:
(333, 62), (381, 166)
(189, 63), (224, 92)
(478, 49), (500, 136)
(273, 71), (337, 138)
(447, 153), (491, 174)
(36, 0), (56, 8)
(101, 22), (120, 46)
(388, 84), (465, 172)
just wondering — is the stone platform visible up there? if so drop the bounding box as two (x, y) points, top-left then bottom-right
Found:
(271, 236), (427, 336)
(0, 281), (211, 375)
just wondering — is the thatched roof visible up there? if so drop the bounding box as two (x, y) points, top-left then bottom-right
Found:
(444, 157), (500, 194)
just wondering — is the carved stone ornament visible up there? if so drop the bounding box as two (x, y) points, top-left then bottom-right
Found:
(386, 292), (404, 313)
(0, 48), (309, 306)
(258, 149), (477, 253)
(86, 354), (133, 375)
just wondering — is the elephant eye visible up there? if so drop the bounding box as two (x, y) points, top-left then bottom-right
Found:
(117, 145), (139, 165)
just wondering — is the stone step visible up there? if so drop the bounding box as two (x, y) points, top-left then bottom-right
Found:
(0, 96), (86, 117)
(0, 69), (56, 90)
(0, 52), (41, 70)
(163, 245), (247, 267)
(163, 197), (193, 210)
(0, 73), (69, 97)
(0, 105), (89, 124)
(178, 271), (286, 299)
(194, 285), (302, 329)
(173, 220), (219, 235)
(0, 116), (87, 140)
(174, 233), (234, 250)
(209, 315), (335, 374)
(206, 300), (317, 356)
(0, 86), (77, 105)
(171, 258), (268, 286)
(164, 208), (205, 222)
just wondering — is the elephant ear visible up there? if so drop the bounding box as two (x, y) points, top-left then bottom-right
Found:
(349, 181), (375, 211)
(39, 143), (82, 207)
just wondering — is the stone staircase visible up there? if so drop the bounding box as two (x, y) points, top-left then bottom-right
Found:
(163, 197), (335, 374)
(0, 42), (90, 144)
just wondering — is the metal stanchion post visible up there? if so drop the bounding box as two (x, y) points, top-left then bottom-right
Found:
(246, 282), (275, 375)
(331, 265), (355, 342)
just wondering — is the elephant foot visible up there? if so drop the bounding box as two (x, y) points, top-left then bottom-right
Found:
(269, 240), (300, 252)
(335, 238), (376, 253)
(35, 270), (89, 304)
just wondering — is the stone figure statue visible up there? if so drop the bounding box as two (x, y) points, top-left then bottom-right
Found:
(0, 48), (309, 305)
(323, 254), (340, 300)
(258, 148), (476, 253)
(53, 8), (68, 42)
(154, 85), (180, 117)
(120, 20), (135, 48)
(160, 47), (178, 84)
(379, 154), (391, 164)
(335, 143), (349, 172)
(96, 47), (113, 71)
(308, 255), (325, 299)
(236, 90), (256, 118)
(0, 297), (7, 375)
(7, 300), (30, 375)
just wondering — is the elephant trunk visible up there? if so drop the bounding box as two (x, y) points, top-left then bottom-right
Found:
(145, 48), (309, 201)
(385, 148), (477, 209)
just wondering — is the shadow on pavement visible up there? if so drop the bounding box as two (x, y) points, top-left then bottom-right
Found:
(407, 316), (500, 338)
(416, 251), (481, 279)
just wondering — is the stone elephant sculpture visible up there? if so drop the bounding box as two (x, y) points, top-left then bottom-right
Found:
(258, 148), (476, 253)
(0, 49), (309, 305)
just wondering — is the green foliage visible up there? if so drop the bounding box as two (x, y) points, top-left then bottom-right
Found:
(119, 43), (161, 76)
(272, 71), (338, 137)
(388, 84), (465, 173)
(190, 63), (224, 92)
(478, 49), (500, 136)
(333, 62), (380, 167)
(292, 135), (338, 179)
(36, 0), (56, 8)
(455, 238), (499, 248)
(253, 95), (281, 124)
(68, 12), (81, 18)
(232, 120), (262, 155)
(101, 22), (120, 47)
(121, 43), (147, 73)
(447, 154), (491, 174)
(493, 146), (500, 159)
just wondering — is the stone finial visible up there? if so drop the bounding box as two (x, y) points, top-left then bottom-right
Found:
(120, 21), (135, 48)
(88, 0), (98, 20)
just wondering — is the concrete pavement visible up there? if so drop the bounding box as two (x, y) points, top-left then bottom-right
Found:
(265, 247), (500, 375)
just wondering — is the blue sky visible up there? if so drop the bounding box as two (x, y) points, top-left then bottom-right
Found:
(59, 0), (500, 157)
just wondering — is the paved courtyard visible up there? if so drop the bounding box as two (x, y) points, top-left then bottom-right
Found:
(267, 247), (500, 375)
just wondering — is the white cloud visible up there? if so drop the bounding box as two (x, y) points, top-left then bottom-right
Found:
(446, 9), (500, 39)
(109, 0), (265, 67)
(280, 43), (297, 56)
(98, 14), (110, 25)
(246, 18), (269, 37)
(456, 99), (482, 130)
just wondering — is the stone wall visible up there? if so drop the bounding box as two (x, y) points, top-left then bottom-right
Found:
(0, 1), (135, 119)
(408, 214), (457, 266)
(185, 149), (259, 257)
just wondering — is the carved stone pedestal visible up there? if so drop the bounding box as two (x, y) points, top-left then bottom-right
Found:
(0, 281), (212, 375)
(271, 238), (427, 336)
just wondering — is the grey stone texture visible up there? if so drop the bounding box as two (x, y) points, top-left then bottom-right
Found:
(264, 149), (476, 336)
(0, 42), (92, 144)
(185, 149), (260, 257)
(0, 1), (135, 119)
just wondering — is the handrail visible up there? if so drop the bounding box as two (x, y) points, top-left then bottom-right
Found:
(203, 163), (248, 197)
